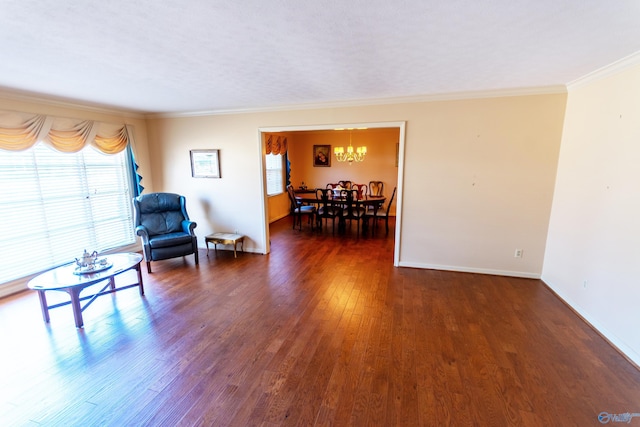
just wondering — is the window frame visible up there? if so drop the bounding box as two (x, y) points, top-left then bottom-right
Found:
(265, 152), (285, 196)
(0, 143), (137, 288)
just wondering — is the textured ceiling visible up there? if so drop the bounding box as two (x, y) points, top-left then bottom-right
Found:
(1, 0), (639, 114)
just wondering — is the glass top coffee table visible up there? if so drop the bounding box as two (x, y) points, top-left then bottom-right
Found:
(28, 252), (144, 328)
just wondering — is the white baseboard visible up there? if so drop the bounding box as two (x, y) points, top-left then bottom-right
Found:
(0, 279), (29, 298)
(397, 261), (541, 279)
(269, 213), (291, 223)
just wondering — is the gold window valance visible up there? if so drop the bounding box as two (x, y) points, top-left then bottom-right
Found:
(265, 134), (288, 155)
(0, 109), (132, 154)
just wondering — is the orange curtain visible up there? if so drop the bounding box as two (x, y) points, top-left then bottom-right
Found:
(265, 134), (288, 155)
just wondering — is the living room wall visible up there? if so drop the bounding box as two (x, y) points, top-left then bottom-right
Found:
(542, 62), (640, 365)
(146, 91), (567, 278)
(0, 90), (566, 291)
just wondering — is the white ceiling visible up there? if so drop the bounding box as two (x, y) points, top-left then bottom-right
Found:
(1, 0), (639, 114)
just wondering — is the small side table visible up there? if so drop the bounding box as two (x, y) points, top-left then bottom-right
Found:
(205, 233), (245, 258)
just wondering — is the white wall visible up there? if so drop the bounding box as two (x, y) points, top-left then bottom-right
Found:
(399, 96), (566, 277)
(147, 92), (566, 276)
(146, 114), (270, 253)
(542, 63), (640, 365)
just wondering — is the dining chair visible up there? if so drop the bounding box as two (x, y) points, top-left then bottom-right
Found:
(287, 185), (316, 231)
(326, 182), (343, 199)
(369, 181), (384, 196)
(338, 180), (352, 190)
(315, 188), (341, 235)
(339, 189), (365, 236)
(352, 183), (368, 199)
(365, 186), (396, 235)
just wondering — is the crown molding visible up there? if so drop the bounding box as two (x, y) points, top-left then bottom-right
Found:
(1, 84), (567, 121)
(567, 50), (640, 89)
(0, 82), (570, 120)
(147, 85), (568, 119)
(0, 88), (147, 120)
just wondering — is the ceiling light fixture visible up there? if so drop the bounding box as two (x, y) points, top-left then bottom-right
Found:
(334, 129), (366, 164)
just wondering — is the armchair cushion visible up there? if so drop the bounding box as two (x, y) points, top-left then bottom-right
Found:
(148, 232), (193, 249)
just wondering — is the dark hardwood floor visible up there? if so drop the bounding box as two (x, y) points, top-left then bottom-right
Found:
(1, 217), (639, 426)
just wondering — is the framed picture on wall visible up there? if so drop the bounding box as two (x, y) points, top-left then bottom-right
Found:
(190, 149), (221, 178)
(313, 145), (331, 167)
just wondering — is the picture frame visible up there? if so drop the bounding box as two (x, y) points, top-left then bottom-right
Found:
(313, 144), (331, 167)
(190, 149), (221, 178)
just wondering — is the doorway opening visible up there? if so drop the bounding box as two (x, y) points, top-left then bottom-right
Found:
(258, 121), (405, 266)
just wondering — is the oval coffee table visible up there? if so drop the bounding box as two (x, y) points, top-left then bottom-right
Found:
(28, 252), (144, 328)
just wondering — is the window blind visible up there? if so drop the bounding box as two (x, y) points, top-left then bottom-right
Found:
(266, 153), (284, 196)
(0, 143), (136, 284)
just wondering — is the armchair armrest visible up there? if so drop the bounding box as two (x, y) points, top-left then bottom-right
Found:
(135, 225), (150, 243)
(182, 220), (197, 236)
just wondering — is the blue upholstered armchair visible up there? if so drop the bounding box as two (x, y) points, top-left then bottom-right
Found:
(133, 192), (198, 273)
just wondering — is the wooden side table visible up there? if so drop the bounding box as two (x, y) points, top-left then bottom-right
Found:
(205, 233), (245, 258)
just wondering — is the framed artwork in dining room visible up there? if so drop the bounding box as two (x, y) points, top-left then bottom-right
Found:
(313, 144), (331, 167)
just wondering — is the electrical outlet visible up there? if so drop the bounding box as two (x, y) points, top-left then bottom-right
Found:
(583, 280), (588, 289)
(514, 249), (523, 258)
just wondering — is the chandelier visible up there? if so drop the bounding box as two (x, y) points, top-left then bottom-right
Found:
(334, 129), (366, 164)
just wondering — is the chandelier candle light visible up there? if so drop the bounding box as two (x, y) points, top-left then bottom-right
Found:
(334, 129), (366, 164)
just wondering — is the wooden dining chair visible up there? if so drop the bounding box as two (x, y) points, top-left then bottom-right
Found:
(365, 186), (396, 235)
(287, 185), (316, 231)
(315, 188), (341, 235)
(352, 183), (368, 199)
(338, 180), (352, 190)
(369, 181), (384, 196)
(339, 189), (365, 236)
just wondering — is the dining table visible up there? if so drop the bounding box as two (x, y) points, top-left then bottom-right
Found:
(295, 191), (386, 234)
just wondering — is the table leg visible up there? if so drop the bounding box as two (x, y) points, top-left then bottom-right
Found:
(136, 263), (145, 295)
(69, 288), (84, 328)
(233, 242), (237, 258)
(37, 290), (50, 323)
